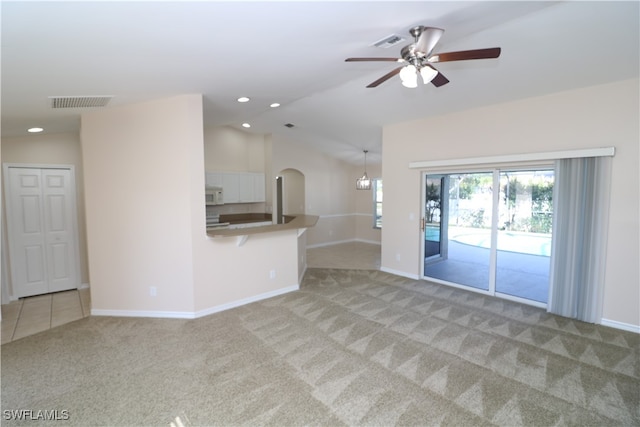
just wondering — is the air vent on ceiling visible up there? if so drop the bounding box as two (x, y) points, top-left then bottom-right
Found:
(372, 34), (405, 49)
(284, 123), (295, 128)
(49, 96), (113, 109)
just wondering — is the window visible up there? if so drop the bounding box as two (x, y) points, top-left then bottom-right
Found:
(373, 178), (382, 229)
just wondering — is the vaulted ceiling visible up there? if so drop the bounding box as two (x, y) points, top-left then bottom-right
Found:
(2, 1), (638, 164)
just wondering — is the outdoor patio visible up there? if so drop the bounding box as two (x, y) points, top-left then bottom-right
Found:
(424, 230), (551, 304)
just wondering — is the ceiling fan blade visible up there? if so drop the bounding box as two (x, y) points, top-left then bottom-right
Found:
(430, 47), (501, 63)
(366, 66), (403, 88)
(431, 70), (450, 87)
(345, 57), (402, 62)
(414, 27), (444, 56)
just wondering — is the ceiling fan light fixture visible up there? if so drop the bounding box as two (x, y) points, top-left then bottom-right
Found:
(399, 65), (418, 88)
(420, 66), (438, 84)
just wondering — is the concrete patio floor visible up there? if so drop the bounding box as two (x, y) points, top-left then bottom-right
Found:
(425, 239), (550, 303)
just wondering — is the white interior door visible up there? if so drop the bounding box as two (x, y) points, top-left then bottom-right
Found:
(5, 166), (79, 298)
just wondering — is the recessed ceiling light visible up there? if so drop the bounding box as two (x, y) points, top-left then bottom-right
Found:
(27, 127), (44, 133)
(237, 97), (250, 103)
(270, 103), (280, 108)
(242, 123), (251, 128)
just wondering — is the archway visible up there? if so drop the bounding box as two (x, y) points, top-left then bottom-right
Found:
(274, 168), (305, 223)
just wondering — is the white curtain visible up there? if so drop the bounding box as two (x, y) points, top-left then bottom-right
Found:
(548, 156), (612, 322)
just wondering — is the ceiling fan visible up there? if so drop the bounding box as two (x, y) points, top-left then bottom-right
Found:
(346, 26), (501, 88)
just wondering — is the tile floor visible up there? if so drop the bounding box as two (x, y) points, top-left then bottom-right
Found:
(1, 288), (91, 344)
(1, 242), (379, 344)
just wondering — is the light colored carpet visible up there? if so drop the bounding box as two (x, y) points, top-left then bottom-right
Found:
(1, 268), (638, 426)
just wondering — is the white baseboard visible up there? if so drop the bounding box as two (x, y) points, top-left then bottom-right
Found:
(92, 284), (300, 320)
(194, 284), (299, 318)
(354, 238), (382, 246)
(600, 318), (640, 334)
(307, 239), (354, 249)
(307, 238), (381, 249)
(380, 266), (420, 280)
(91, 308), (196, 319)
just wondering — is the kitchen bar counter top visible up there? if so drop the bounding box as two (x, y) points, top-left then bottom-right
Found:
(206, 214), (318, 239)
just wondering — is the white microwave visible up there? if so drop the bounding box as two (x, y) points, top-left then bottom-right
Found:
(205, 186), (224, 205)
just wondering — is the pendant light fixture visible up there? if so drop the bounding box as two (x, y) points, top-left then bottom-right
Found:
(356, 150), (371, 190)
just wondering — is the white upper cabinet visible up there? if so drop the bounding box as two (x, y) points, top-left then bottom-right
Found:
(206, 171), (265, 204)
(205, 172), (223, 187)
(238, 173), (254, 202)
(222, 173), (240, 203)
(253, 173), (266, 202)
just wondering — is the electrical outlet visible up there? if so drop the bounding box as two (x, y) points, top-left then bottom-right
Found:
(269, 269), (276, 279)
(395, 253), (401, 262)
(150, 286), (157, 297)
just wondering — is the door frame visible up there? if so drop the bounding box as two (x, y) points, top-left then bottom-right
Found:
(2, 163), (82, 300)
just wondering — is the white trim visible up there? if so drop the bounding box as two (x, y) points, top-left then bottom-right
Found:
(318, 214), (353, 218)
(318, 213), (352, 219)
(91, 309), (196, 319)
(306, 238), (381, 249)
(409, 147), (615, 169)
(600, 318), (640, 334)
(380, 266), (419, 280)
(307, 238), (354, 249)
(79, 282), (90, 290)
(91, 284), (300, 320)
(354, 238), (381, 245)
(317, 213), (373, 219)
(194, 285), (299, 318)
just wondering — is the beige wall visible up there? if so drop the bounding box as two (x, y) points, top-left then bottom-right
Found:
(203, 126), (265, 173)
(81, 96), (199, 313)
(1, 132), (90, 297)
(382, 78), (639, 329)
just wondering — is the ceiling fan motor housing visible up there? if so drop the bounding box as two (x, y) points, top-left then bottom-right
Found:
(401, 44), (427, 68)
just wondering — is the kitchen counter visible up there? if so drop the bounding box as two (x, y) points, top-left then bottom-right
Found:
(207, 214), (318, 241)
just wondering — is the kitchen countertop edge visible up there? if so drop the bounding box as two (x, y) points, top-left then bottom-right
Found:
(206, 214), (319, 238)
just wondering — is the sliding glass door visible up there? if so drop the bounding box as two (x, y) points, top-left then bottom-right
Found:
(424, 172), (493, 291)
(422, 168), (553, 305)
(496, 170), (553, 303)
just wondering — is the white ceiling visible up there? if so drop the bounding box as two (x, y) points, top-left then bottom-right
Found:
(2, 1), (638, 165)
